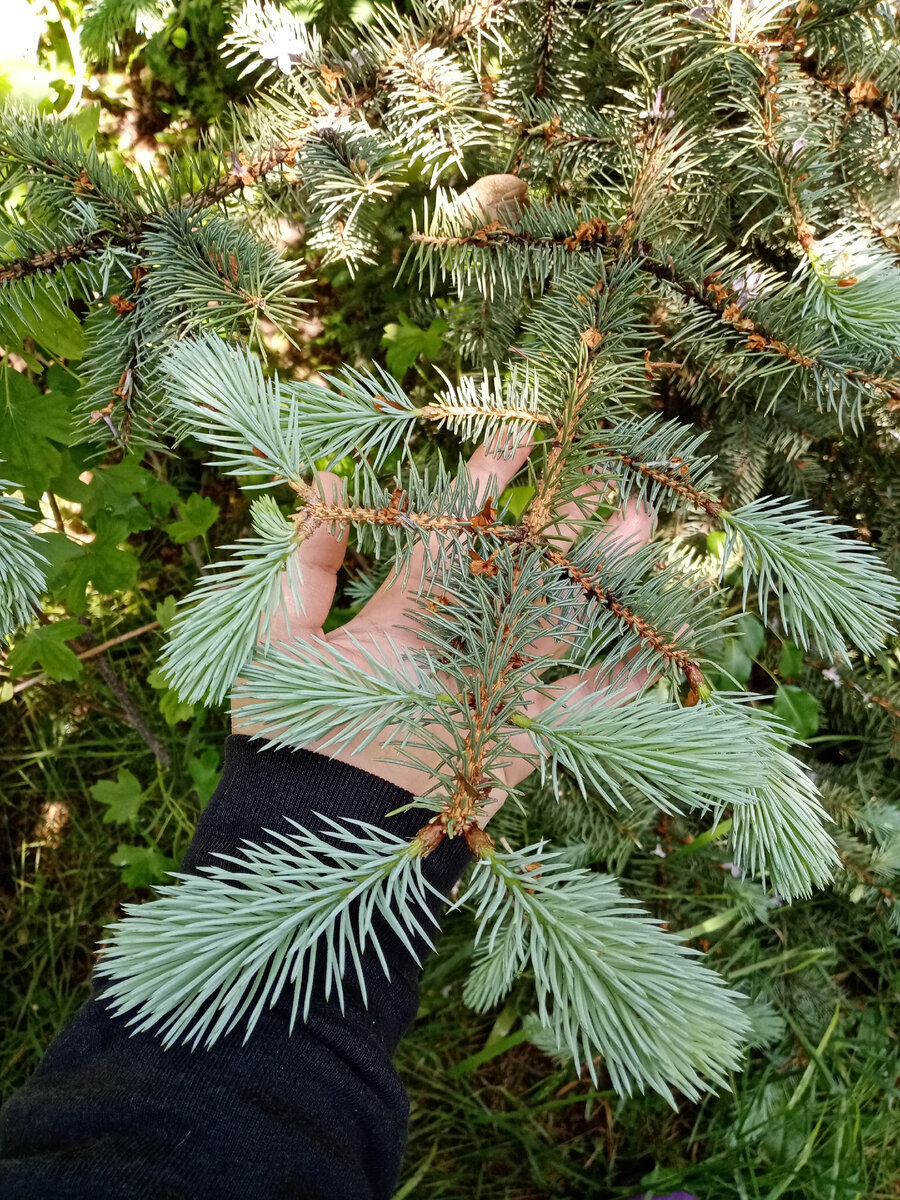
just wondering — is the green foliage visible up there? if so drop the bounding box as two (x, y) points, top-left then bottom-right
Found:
(148, 666), (197, 724)
(773, 685), (820, 740)
(463, 845), (748, 1101)
(382, 313), (448, 379)
(3, 0), (900, 1176)
(188, 748), (220, 806)
(721, 499), (898, 657)
(47, 516), (140, 614)
(110, 842), (176, 888)
(0, 480), (47, 638)
(779, 640), (805, 679)
(164, 494), (220, 544)
(96, 817), (440, 1047)
(91, 767), (146, 826)
(5, 618), (83, 681)
(162, 495), (300, 703)
(0, 367), (74, 496)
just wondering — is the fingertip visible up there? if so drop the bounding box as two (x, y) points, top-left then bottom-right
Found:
(468, 430), (535, 494)
(310, 468), (347, 503)
(601, 496), (655, 547)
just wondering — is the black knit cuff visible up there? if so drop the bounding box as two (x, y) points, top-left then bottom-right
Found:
(180, 735), (473, 900)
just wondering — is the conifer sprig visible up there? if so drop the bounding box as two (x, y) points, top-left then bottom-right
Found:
(720, 498), (899, 656)
(0, 479), (47, 638)
(6, 0), (900, 1102)
(162, 497), (301, 704)
(95, 816), (443, 1049)
(233, 635), (446, 755)
(462, 845), (750, 1100)
(518, 687), (763, 816)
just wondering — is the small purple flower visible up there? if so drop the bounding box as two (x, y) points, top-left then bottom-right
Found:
(626, 1192), (700, 1200)
(626, 1193), (700, 1200)
(786, 136), (807, 164)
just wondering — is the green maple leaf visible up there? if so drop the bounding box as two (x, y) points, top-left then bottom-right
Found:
(46, 447), (94, 506)
(165, 494), (220, 544)
(0, 366), (73, 496)
(141, 476), (180, 519)
(91, 768), (146, 826)
(188, 749), (221, 807)
(381, 313), (447, 379)
(5, 618), (83, 681)
(110, 843), (176, 888)
(47, 514), (139, 614)
(154, 595), (178, 631)
(148, 667), (196, 724)
(773, 685), (821, 740)
(80, 456), (153, 535)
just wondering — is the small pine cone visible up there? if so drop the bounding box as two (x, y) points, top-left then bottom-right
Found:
(455, 173), (529, 225)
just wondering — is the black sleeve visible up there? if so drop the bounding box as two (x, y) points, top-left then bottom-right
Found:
(0, 736), (471, 1200)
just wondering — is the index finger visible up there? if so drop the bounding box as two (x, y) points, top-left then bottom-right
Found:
(343, 431), (535, 633)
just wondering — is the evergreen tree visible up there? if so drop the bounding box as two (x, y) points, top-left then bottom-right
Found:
(1, 0), (899, 1103)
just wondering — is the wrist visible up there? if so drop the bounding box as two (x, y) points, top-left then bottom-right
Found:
(181, 735), (472, 901)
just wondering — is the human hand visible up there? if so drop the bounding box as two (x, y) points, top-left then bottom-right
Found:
(232, 439), (655, 824)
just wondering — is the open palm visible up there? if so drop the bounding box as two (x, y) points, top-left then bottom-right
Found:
(232, 438), (655, 822)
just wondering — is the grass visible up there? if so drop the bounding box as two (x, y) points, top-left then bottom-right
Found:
(393, 897), (899, 1199)
(0, 629), (224, 1098)
(6, 652), (895, 1199)
(3, 637), (899, 1199)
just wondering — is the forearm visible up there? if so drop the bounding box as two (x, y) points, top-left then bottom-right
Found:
(0, 737), (470, 1200)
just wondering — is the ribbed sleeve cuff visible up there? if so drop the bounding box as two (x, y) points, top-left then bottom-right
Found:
(180, 734), (473, 903)
(166, 736), (474, 1049)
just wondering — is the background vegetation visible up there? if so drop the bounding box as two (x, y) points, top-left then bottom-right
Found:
(1, 1), (898, 1197)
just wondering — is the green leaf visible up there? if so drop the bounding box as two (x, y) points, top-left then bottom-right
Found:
(710, 638), (753, 688)
(736, 612), (766, 659)
(91, 768), (146, 827)
(30, 295), (84, 361)
(165, 494), (220, 544)
(110, 844), (176, 888)
(56, 515), (139, 613)
(779, 641), (805, 679)
(155, 595), (178, 632)
(322, 605), (359, 632)
(188, 749), (221, 807)
(5, 618), (83, 681)
(0, 366), (73, 494)
(81, 457), (153, 534)
(499, 485), (536, 519)
(140, 476), (179, 519)
(381, 313), (447, 379)
(46, 446), (94, 505)
(773, 685), (820, 740)
(148, 667), (196, 724)
(67, 102), (100, 147)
